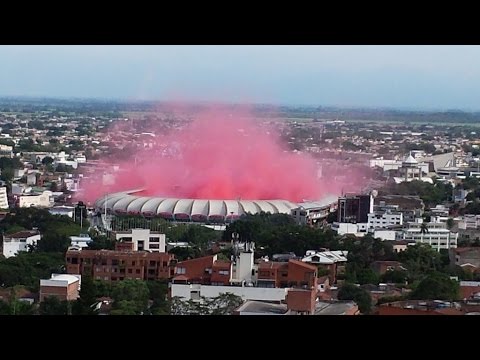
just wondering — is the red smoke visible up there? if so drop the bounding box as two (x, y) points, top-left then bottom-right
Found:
(78, 106), (363, 205)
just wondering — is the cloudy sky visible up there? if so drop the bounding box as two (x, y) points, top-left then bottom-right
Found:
(0, 45), (479, 110)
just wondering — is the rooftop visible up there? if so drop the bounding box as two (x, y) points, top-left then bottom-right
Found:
(236, 300), (289, 315)
(314, 300), (358, 315)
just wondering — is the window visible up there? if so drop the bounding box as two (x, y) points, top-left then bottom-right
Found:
(149, 243), (160, 249)
(218, 270), (229, 275)
(131, 261), (136, 266)
(128, 269), (133, 274)
(162, 261), (168, 267)
(190, 291), (200, 300)
(111, 259), (119, 266)
(176, 267), (186, 274)
(149, 237), (159, 243)
(104, 277), (109, 280)
(136, 269), (141, 274)
(149, 260), (156, 267)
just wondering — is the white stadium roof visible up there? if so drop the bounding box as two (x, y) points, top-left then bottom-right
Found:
(94, 190), (336, 222)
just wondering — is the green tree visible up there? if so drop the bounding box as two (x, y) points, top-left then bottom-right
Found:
(72, 274), (96, 315)
(410, 273), (459, 301)
(36, 232), (71, 253)
(381, 269), (408, 284)
(110, 279), (150, 315)
(337, 283), (372, 314)
(39, 296), (69, 315)
(41, 156), (54, 166)
(0, 167), (14, 182)
(446, 218), (454, 231)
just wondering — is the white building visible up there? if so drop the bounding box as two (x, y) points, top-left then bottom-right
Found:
(0, 186), (8, 209)
(170, 283), (288, 302)
(459, 214), (480, 230)
(367, 210), (403, 230)
(18, 190), (54, 208)
(114, 228), (166, 253)
(70, 234), (93, 248)
(331, 222), (369, 236)
(49, 205), (75, 218)
(292, 194), (338, 226)
(2, 230), (41, 258)
(373, 229), (397, 241)
(400, 219), (458, 251)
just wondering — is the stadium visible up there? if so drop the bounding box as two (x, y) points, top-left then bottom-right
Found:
(94, 190), (301, 223)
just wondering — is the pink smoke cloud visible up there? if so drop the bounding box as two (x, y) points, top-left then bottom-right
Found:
(77, 105), (365, 205)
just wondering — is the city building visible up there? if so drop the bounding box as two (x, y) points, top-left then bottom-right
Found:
(337, 193), (373, 224)
(301, 250), (348, 284)
(367, 209), (403, 230)
(400, 219), (458, 250)
(458, 215), (480, 230)
(65, 243), (176, 281)
(374, 195), (424, 223)
(69, 234), (93, 248)
(377, 300), (464, 315)
(113, 228), (166, 253)
(49, 205), (75, 218)
(0, 186), (8, 209)
(291, 194), (338, 226)
(2, 230), (41, 258)
(170, 243), (319, 303)
(450, 247), (480, 273)
(39, 274), (81, 302)
(18, 190), (54, 208)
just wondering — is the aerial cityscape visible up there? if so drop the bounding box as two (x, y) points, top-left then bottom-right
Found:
(1, 45), (480, 315)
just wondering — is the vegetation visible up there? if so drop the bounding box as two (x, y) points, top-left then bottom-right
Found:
(410, 273), (460, 301)
(337, 284), (372, 314)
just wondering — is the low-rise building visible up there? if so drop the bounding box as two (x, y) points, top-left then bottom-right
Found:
(18, 190), (54, 208)
(2, 230), (41, 258)
(450, 247), (480, 273)
(0, 186), (8, 209)
(400, 219), (458, 251)
(69, 234), (93, 248)
(367, 209), (403, 230)
(65, 243), (176, 281)
(39, 274), (81, 302)
(292, 195), (338, 226)
(113, 228), (166, 253)
(301, 250), (348, 284)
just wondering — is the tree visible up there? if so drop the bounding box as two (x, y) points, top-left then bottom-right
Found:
(41, 156), (54, 166)
(36, 232), (71, 253)
(39, 296), (69, 315)
(446, 218), (454, 231)
(381, 269), (408, 284)
(72, 274), (96, 315)
(0, 167), (14, 182)
(110, 279), (150, 315)
(410, 273), (459, 301)
(337, 283), (372, 314)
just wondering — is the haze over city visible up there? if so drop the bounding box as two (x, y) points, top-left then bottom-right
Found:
(2, 45), (480, 110)
(2, 45), (480, 316)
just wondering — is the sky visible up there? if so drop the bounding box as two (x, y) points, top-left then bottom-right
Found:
(1, 45), (480, 111)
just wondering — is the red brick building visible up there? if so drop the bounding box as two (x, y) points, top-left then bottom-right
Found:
(286, 288), (317, 314)
(65, 243), (176, 282)
(257, 259), (318, 289)
(39, 274), (81, 302)
(173, 255), (232, 285)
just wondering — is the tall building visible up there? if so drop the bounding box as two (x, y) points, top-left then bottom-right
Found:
(337, 193), (373, 223)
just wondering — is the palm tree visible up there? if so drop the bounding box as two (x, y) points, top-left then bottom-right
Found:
(420, 221), (429, 246)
